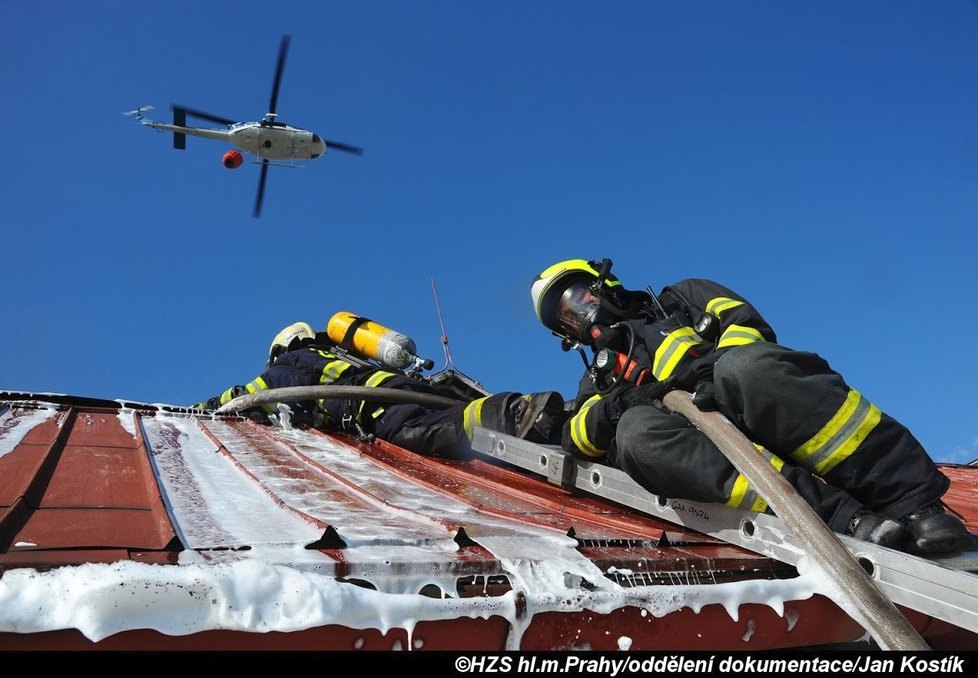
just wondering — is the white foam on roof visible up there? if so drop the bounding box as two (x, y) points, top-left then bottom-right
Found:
(0, 556), (835, 648)
(0, 407), (863, 648)
(115, 405), (138, 439)
(0, 405), (58, 460)
(201, 420), (458, 544)
(142, 415), (328, 551)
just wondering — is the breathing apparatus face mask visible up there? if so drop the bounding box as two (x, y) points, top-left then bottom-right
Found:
(557, 281), (617, 344)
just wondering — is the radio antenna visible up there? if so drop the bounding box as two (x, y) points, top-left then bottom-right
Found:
(431, 278), (457, 371)
(429, 278), (491, 397)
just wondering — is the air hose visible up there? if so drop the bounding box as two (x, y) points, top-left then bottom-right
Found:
(214, 385), (466, 414)
(662, 390), (929, 651)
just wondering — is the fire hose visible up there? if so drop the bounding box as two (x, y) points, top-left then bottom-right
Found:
(215, 385), (465, 414)
(662, 390), (929, 651)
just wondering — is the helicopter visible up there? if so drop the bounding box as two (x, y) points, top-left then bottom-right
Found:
(124, 35), (362, 218)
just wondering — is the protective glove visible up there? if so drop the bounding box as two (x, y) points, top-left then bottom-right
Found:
(620, 377), (677, 411)
(194, 396), (224, 411)
(692, 377), (718, 412)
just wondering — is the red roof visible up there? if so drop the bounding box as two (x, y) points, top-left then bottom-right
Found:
(1, 393), (975, 651)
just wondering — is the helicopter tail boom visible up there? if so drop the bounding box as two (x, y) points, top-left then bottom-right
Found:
(141, 120), (232, 146)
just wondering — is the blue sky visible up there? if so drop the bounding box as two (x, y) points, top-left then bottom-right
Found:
(2, 1), (977, 464)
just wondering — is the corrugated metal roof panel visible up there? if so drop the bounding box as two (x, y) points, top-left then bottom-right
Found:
(1, 394), (975, 651)
(1, 405), (175, 553)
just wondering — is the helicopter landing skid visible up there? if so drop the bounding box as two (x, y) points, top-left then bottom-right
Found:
(250, 159), (304, 169)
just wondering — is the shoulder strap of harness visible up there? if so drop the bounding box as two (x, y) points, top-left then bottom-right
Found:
(338, 316), (371, 352)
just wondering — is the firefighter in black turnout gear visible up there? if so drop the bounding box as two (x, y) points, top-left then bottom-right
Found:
(530, 259), (974, 555)
(196, 321), (567, 459)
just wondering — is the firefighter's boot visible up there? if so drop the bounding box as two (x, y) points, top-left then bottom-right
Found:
(515, 392), (568, 444)
(845, 510), (907, 551)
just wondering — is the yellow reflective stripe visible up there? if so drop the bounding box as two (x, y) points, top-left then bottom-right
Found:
(316, 358), (352, 412)
(706, 297), (744, 315)
(223, 377), (275, 414)
(358, 371), (396, 419)
(569, 395), (604, 458)
(463, 396), (488, 440)
(793, 389), (882, 474)
(748, 495), (769, 513)
(240, 377), (274, 411)
(320, 359), (352, 384)
(726, 445), (783, 513)
(371, 406), (385, 419)
(752, 453), (784, 512)
(538, 261), (622, 288)
(365, 371), (395, 387)
(652, 327), (702, 380)
(725, 474), (751, 509)
(717, 324), (766, 349)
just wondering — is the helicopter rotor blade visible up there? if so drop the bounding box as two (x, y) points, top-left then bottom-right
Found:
(267, 34), (290, 118)
(324, 139), (364, 156)
(172, 105), (236, 127)
(254, 160), (270, 218)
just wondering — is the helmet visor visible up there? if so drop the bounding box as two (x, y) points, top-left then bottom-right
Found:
(557, 281), (602, 341)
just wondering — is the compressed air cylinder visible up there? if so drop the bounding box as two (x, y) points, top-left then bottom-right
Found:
(327, 311), (420, 369)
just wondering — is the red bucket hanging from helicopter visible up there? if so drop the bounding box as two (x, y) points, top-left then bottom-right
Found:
(222, 149), (244, 169)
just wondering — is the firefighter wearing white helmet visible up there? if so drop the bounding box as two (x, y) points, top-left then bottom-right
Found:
(267, 322), (316, 368)
(531, 257), (974, 555)
(196, 317), (569, 459)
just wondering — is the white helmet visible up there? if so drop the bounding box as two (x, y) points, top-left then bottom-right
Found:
(267, 322), (315, 367)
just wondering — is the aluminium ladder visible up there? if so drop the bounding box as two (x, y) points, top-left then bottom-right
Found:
(470, 427), (978, 636)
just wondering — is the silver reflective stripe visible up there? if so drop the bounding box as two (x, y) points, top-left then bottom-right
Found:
(706, 297), (744, 315)
(793, 389), (881, 474)
(464, 397), (488, 440)
(569, 395), (604, 458)
(652, 327), (702, 380)
(245, 377), (277, 413)
(717, 324), (765, 349)
(321, 360), (351, 384)
(725, 446), (783, 513)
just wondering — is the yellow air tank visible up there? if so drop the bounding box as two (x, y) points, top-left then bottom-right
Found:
(327, 311), (426, 370)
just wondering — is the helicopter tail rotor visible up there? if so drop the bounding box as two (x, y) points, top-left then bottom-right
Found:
(122, 105), (155, 121)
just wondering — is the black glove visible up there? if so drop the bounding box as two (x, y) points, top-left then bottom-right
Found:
(692, 377), (718, 412)
(194, 396), (223, 411)
(620, 378), (677, 410)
